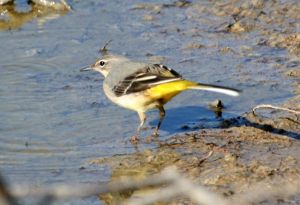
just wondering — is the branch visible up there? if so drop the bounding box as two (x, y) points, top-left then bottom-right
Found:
(0, 173), (19, 205)
(252, 104), (300, 116)
(125, 168), (228, 205)
(10, 169), (175, 199)
(231, 177), (300, 204)
(4, 167), (300, 205)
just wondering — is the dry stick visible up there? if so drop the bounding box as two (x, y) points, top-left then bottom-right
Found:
(10, 168), (228, 205)
(0, 174), (19, 205)
(10, 169), (175, 199)
(127, 172), (300, 205)
(198, 150), (214, 166)
(252, 104), (300, 116)
(125, 168), (229, 205)
(36, 195), (55, 205)
(99, 40), (112, 54)
(231, 177), (300, 205)
(283, 117), (300, 124)
(7, 167), (300, 205)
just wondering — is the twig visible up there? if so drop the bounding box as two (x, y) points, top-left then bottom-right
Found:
(10, 169), (174, 199)
(252, 104), (300, 116)
(198, 150), (214, 165)
(4, 167), (300, 205)
(37, 195), (55, 205)
(125, 167), (229, 205)
(99, 40), (112, 55)
(9, 168), (229, 205)
(231, 177), (300, 204)
(281, 117), (300, 125)
(0, 174), (19, 205)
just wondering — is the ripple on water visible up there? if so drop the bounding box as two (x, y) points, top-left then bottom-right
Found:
(0, 60), (93, 161)
(0, 56), (135, 176)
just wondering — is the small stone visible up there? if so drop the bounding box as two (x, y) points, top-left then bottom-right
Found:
(184, 43), (205, 49)
(209, 99), (224, 109)
(224, 153), (236, 162)
(143, 15), (154, 21)
(219, 47), (233, 54)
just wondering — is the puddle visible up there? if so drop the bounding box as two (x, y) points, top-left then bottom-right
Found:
(0, 0), (299, 204)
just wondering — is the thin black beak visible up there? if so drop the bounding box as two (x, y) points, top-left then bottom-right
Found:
(80, 66), (92, 72)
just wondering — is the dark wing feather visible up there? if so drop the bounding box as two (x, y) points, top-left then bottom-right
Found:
(112, 64), (182, 96)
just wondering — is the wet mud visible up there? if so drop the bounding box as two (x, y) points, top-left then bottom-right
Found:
(93, 107), (299, 204)
(93, 69), (299, 204)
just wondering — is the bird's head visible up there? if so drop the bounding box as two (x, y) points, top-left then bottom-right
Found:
(80, 54), (129, 77)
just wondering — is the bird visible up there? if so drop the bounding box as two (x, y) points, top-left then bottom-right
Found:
(80, 54), (240, 141)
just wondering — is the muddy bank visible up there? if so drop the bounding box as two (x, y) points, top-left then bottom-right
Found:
(92, 74), (299, 204)
(92, 107), (299, 204)
(94, 72), (299, 204)
(92, 75), (299, 205)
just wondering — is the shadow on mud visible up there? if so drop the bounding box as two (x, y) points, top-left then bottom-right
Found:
(149, 105), (299, 139)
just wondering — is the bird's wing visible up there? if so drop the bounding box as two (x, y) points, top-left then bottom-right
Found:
(112, 64), (182, 96)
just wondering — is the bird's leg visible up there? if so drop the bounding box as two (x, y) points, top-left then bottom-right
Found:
(153, 106), (165, 136)
(137, 112), (146, 134)
(130, 112), (146, 143)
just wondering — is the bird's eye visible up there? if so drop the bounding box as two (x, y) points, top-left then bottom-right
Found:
(99, 61), (105, 66)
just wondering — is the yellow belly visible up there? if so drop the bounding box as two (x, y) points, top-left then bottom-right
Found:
(146, 80), (197, 104)
(104, 80), (197, 112)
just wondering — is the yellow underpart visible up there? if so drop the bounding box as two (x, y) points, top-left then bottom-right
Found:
(147, 80), (198, 104)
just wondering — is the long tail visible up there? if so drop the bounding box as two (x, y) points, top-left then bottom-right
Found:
(148, 80), (241, 103)
(188, 82), (241, 97)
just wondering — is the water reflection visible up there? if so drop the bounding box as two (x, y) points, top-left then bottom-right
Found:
(0, 0), (71, 30)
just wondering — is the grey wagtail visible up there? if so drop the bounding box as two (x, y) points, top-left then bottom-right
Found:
(81, 54), (240, 139)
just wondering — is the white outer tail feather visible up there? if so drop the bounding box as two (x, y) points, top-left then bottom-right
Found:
(190, 85), (240, 97)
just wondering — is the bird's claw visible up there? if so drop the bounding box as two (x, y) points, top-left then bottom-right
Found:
(130, 135), (140, 144)
(152, 130), (160, 137)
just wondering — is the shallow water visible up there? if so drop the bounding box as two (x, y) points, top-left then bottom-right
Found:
(0, 0), (297, 204)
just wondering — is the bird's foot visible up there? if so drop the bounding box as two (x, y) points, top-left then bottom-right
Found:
(140, 126), (153, 131)
(151, 130), (160, 137)
(145, 132), (163, 144)
(130, 135), (140, 144)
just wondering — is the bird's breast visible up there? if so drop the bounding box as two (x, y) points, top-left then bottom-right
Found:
(103, 83), (157, 112)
